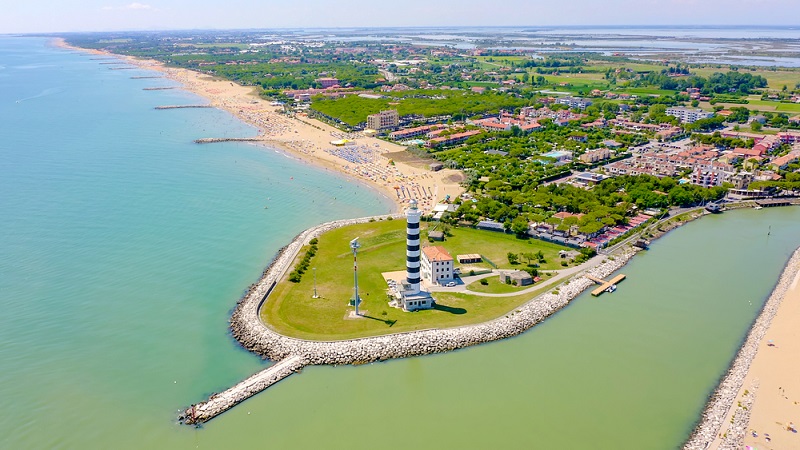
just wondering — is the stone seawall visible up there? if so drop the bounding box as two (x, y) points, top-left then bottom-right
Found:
(229, 214), (636, 365)
(179, 355), (308, 425)
(181, 214), (636, 424)
(683, 247), (800, 450)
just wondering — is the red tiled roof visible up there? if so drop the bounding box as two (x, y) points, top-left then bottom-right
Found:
(422, 246), (453, 262)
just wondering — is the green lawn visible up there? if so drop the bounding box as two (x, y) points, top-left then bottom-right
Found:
(693, 67), (800, 91)
(260, 219), (572, 340)
(617, 87), (675, 97)
(700, 99), (800, 113)
(475, 56), (531, 64)
(586, 62), (667, 73)
(432, 226), (569, 270)
(467, 277), (529, 294)
(542, 74), (608, 89)
(311, 91), (529, 126)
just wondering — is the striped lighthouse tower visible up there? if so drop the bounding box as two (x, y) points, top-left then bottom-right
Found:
(405, 199), (422, 293)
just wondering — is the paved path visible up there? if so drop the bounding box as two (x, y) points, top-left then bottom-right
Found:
(427, 254), (606, 298)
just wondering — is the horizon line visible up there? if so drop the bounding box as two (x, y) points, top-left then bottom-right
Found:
(5, 23), (800, 36)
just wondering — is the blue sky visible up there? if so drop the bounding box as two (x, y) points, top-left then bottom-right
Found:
(4, 0), (799, 34)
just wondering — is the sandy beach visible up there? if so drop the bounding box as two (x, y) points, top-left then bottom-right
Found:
(702, 253), (800, 450)
(53, 38), (463, 214)
(738, 266), (800, 449)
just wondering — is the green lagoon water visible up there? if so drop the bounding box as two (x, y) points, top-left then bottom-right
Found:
(2, 37), (800, 449)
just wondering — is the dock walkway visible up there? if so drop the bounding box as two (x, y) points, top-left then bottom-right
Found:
(587, 274), (626, 296)
(155, 105), (212, 110)
(181, 354), (308, 425)
(194, 137), (264, 144)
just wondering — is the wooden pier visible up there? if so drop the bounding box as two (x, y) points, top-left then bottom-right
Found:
(180, 355), (307, 425)
(155, 105), (212, 110)
(755, 198), (794, 208)
(194, 137), (264, 144)
(586, 274), (626, 296)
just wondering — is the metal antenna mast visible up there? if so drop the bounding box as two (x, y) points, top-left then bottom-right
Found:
(350, 237), (361, 316)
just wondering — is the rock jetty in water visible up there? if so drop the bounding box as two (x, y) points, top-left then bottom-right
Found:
(180, 214), (638, 424)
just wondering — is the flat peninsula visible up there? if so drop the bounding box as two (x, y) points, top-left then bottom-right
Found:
(179, 213), (639, 425)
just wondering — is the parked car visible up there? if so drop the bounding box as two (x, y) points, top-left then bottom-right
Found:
(445, 281), (456, 287)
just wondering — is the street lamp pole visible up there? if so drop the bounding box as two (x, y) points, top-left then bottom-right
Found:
(350, 237), (361, 316)
(312, 267), (318, 298)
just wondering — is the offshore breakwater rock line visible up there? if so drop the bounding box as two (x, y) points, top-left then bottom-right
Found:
(179, 214), (637, 424)
(683, 247), (800, 450)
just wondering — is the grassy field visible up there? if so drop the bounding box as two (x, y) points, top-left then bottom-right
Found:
(542, 73), (608, 87)
(431, 226), (569, 270)
(618, 87), (676, 97)
(699, 98), (800, 113)
(693, 66), (800, 90)
(260, 219), (572, 340)
(466, 277), (529, 294)
(475, 56), (531, 64)
(586, 62), (667, 73)
(311, 90), (529, 126)
(182, 43), (251, 50)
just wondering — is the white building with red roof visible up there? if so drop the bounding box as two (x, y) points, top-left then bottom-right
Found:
(421, 246), (454, 286)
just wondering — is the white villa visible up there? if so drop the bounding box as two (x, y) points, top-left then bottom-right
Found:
(421, 246), (454, 286)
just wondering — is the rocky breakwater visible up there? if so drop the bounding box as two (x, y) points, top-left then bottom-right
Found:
(683, 247), (800, 450)
(181, 214), (637, 424)
(232, 250), (634, 365)
(231, 213), (638, 364)
(179, 355), (307, 425)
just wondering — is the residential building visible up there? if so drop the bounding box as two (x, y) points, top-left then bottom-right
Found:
(573, 172), (610, 186)
(691, 169), (725, 188)
(579, 148), (611, 164)
(367, 110), (399, 131)
(778, 131), (800, 144)
(426, 130), (482, 148)
(665, 107), (714, 123)
(556, 96), (593, 110)
(769, 151), (800, 170)
(316, 77), (340, 88)
(421, 246), (454, 286)
(389, 125), (440, 140)
(728, 172), (754, 190)
(656, 126), (684, 140)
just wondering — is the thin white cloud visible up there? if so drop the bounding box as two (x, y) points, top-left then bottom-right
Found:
(101, 3), (155, 11)
(126, 3), (153, 10)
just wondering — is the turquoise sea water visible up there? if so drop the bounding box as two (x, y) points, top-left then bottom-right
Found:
(2, 37), (800, 449)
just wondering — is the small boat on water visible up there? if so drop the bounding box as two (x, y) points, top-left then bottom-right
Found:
(605, 284), (617, 293)
(754, 205), (763, 210)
